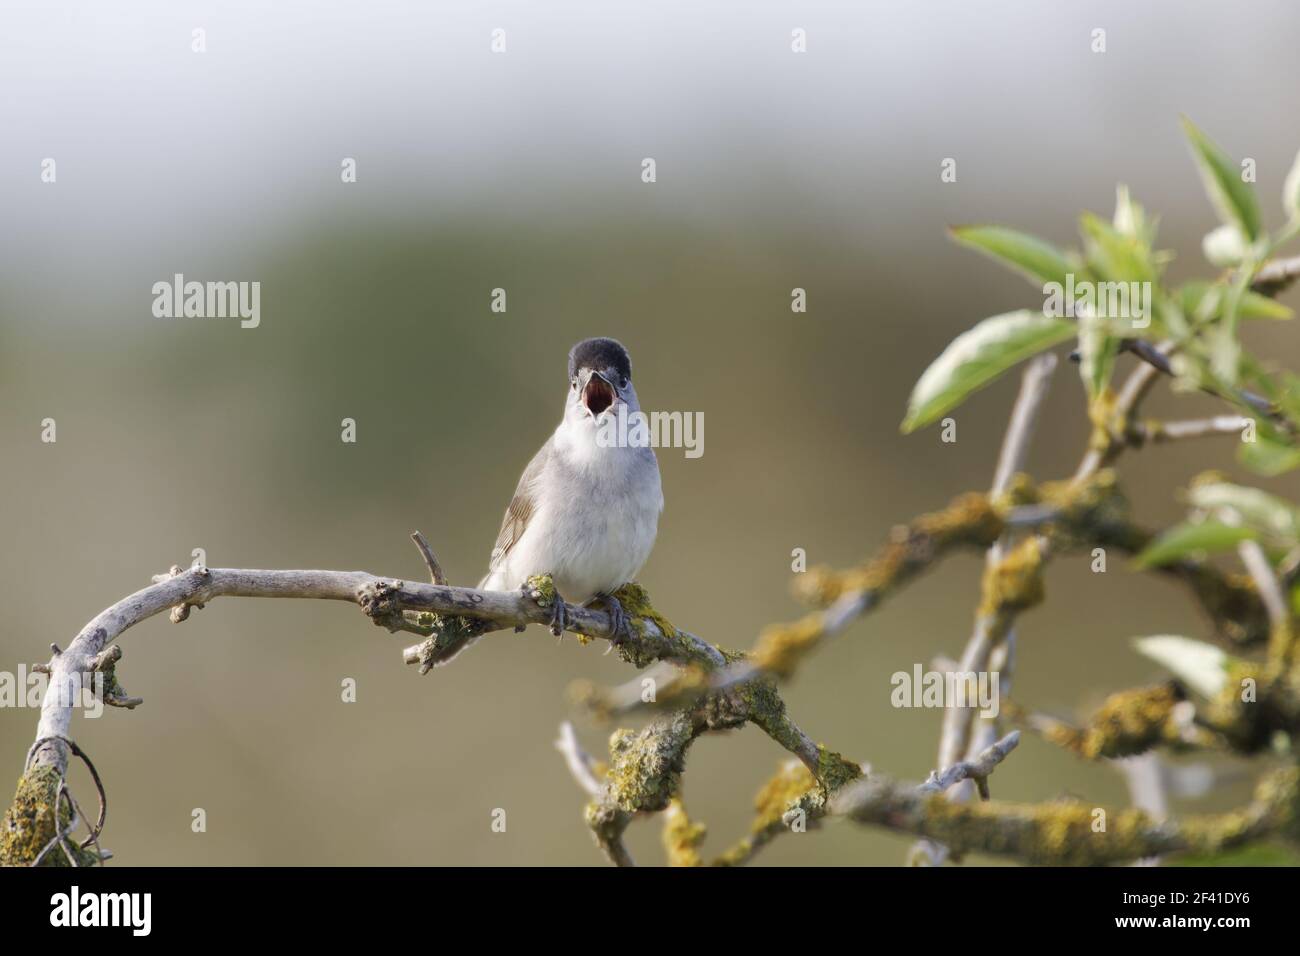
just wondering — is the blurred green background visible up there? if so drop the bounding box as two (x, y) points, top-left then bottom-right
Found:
(2, 0), (1299, 865)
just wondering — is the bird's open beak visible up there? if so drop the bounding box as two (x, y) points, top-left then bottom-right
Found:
(581, 370), (617, 418)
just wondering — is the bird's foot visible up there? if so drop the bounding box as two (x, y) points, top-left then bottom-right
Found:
(522, 575), (569, 637)
(549, 597), (569, 638)
(595, 592), (634, 646)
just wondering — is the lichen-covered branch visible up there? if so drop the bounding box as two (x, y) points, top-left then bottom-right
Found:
(710, 752), (864, 867)
(1009, 683), (1207, 760)
(571, 670), (860, 866)
(833, 765), (1300, 866)
(582, 706), (716, 866)
(712, 468), (1266, 695)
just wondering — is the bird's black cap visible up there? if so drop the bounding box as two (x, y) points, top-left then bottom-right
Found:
(568, 337), (632, 383)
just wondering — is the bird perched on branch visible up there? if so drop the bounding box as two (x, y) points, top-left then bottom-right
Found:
(433, 337), (663, 665)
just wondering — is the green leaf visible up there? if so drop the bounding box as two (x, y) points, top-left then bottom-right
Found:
(950, 225), (1076, 288)
(1133, 520), (1257, 569)
(1080, 211), (1155, 284)
(1283, 147), (1300, 220)
(1133, 635), (1230, 699)
(1181, 117), (1262, 241)
(1239, 433), (1300, 476)
(1239, 291), (1292, 320)
(1188, 481), (1300, 541)
(1112, 184), (1157, 245)
(901, 310), (1074, 433)
(1179, 281), (1292, 321)
(1209, 322), (1242, 385)
(1268, 371), (1300, 423)
(1076, 310), (1119, 400)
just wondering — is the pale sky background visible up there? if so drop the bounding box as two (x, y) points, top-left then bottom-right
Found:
(6, 0), (1300, 290)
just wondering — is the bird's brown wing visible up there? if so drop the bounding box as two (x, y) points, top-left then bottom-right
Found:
(482, 437), (552, 582)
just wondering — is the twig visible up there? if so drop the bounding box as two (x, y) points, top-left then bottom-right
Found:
(932, 575), (1025, 782)
(1135, 416), (1251, 443)
(1113, 753), (1168, 867)
(1121, 338), (1173, 375)
(1238, 540), (1287, 631)
(1237, 538), (1295, 670)
(554, 722), (603, 798)
(1252, 254), (1300, 296)
(567, 661), (681, 720)
(1074, 349), (1165, 481)
(946, 353), (1057, 759)
(708, 589), (874, 691)
(410, 531), (447, 585)
(917, 357), (1056, 866)
(990, 353), (1058, 495)
(918, 731), (1020, 796)
(30, 785), (80, 867)
(1118, 340), (1280, 423)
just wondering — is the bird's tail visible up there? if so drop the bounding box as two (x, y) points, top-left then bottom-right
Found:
(426, 631), (480, 668)
(416, 570), (493, 669)
(424, 612), (490, 667)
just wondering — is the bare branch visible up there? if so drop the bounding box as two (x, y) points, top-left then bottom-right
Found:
(1114, 340), (1282, 425)
(915, 359), (1057, 865)
(918, 731), (1020, 796)
(1237, 539), (1297, 671)
(410, 531), (447, 585)
(942, 355), (1057, 768)
(567, 661), (682, 721)
(1114, 753), (1169, 866)
(1135, 416), (1252, 443)
(1239, 540), (1287, 632)
(1252, 254), (1300, 296)
(992, 353), (1059, 494)
(554, 722), (604, 798)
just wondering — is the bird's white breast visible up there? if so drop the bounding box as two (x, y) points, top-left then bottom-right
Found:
(504, 421), (662, 604)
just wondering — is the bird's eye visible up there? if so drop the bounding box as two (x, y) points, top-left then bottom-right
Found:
(570, 379), (577, 390)
(619, 378), (628, 389)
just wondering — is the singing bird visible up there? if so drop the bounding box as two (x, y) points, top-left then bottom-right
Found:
(434, 338), (663, 665)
